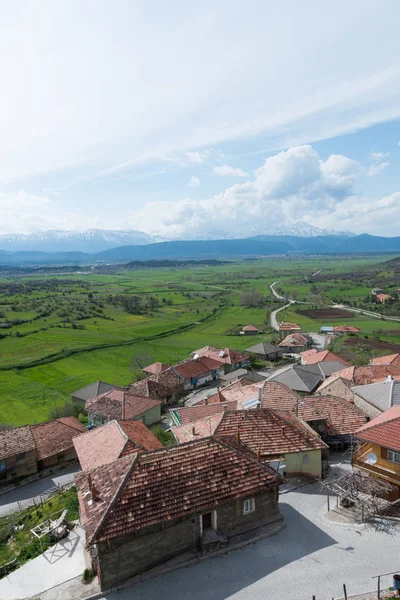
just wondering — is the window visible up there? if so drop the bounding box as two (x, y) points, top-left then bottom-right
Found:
(243, 498), (255, 514)
(0, 460), (6, 472)
(16, 453), (25, 461)
(388, 450), (400, 464)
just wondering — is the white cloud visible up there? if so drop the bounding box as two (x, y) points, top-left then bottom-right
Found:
(133, 144), (371, 238)
(186, 152), (207, 164)
(187, 176), (200, 187)
(213, 165), (248, 177)
(367, 162), (389, 176)
(370, 151), (389, 162)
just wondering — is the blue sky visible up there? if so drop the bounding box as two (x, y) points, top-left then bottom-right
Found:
(0, 0), (400, 238)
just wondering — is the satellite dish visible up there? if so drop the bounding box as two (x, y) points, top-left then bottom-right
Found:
(366, 452), (378, 465)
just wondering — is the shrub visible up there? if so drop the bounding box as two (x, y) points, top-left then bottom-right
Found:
(82, 568), (95, 583)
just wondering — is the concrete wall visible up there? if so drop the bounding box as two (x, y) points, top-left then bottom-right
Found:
(283, 449), (322, 478)
(138, 404), (161, 426)
(0, 449), (37, 484)
(95, 488), (280, 589)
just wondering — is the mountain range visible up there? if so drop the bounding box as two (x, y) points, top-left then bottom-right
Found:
(0, 233), (399, 266)
(0, 222), (353, 253)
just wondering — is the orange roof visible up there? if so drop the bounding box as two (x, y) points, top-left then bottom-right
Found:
(333, 325), (360, 333)
(142, 362), (169, 375)
(76, 437), (283, 544)
(330, 365), (400, 386)
(73, 420), (162, 470)
(86, 389), (162, 421)
(194, 347), (249, 366)
(0, 426), (36, 460)
(376, 293), (392, 301)
(242, 325), (259, 331)
(31, 417), (86, 461)
(303, 396), (368, 436)
(172, 401), (237, 426)
(279, 322), (301, 331)
(300, 349), (348, 365)
(261, 381), (302, 411)
(172, 413), (224, 443)
(370, 354), (400, 366)
(355, 406), (400, 451)
(279, 333), (308, 348)
(174, 356), (223, 379)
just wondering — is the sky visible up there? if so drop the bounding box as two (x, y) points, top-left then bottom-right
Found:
(1, 0), (400, 239)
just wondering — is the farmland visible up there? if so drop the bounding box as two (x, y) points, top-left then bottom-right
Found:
(0, 253), (399, 426)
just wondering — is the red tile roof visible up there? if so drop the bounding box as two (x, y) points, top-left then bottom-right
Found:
(0, 426), (36, 460)
(172, 413), (224, 443)
(333, 325), (360, 333)
(171, 401), (237, 426)
(330, 365), (400, 386)
(76, 436), (283, 544)
(300, 349), (348, 365)
(86, 389), (162, 421)
(73, 420), (163, 470)
(279, 322), (301, 331)
(279, 333), (308, 348)
(370, 354), (400, 366)
(205, 348), (249, 366)
(174, 356), (223, 379)
(355, 406), (400, 451)
(195, 379), (254, 406)
(242, 325), (259, 332)
(214, 409), (327, 456)
(261, 381), (302, 411)
(128, 367), (184, 399)
(31, 417), (86, 461)
(142, 362), (169, 375)
(302, 395), (368, 436)
(376, 294), (392, 302)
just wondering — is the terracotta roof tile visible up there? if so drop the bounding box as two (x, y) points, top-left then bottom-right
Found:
(76, 436), (283, 544)
(279, 322), (301, 331)
(73, 420), (162, 470)
(242, 325), (259, 331)
(355, 406), (400, 451)
(303, 395), (368, 436)
(172, 413), (224, 443)
(171, 401), (237, 426)
(279, 333), (308, 348)
(370, 354), (400, 366)
(86, 389), (162, 421)
(300, 350), (348, 365)
(333, 325), (360, 333)
(142, 362), (170, 375)
(0, 426), (36, 460)
(174, 356), (223, 379)
(31, 417), (86, 461)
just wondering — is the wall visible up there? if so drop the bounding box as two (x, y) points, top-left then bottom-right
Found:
(138, 404), (161, 426)
(283, 449), (322, 478)
(95, 488), (281, 589)
(38, 447), (78, 470)
(0, 449), (37, 483)
(315, 379), (355, 403)
(352, 393), (382, 419)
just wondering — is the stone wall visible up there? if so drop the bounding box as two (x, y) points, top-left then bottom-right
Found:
(95, 488), (280, 589)
(352, 393), (381, 419)
(1, 449), (37, 483)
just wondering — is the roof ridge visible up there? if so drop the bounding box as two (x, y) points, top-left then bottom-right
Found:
(358, 414), (400, 435)
(214, 436), (283, 480)
(269, 408), (324, 445)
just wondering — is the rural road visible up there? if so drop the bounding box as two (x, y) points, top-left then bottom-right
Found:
(269, 282), (294, 331)
(0, 464), (80, 516)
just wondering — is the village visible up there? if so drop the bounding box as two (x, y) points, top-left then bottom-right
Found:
(1, 320), (400, 600)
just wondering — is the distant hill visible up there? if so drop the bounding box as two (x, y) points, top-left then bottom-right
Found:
(0, 234), (400, 266)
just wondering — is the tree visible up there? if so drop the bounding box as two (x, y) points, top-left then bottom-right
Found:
(131, 352), (154, 372)
(240, 289), (265, 308)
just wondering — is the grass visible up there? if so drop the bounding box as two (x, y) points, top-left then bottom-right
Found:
(0, 487), (79, 568)
(0, 254), (398, 426)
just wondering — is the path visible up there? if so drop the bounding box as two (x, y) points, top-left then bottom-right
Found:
(0, 464), (80, 516)
(269, 282), (294, 331)
(0, 525), (87, 600)
(94, 463), (400, 600)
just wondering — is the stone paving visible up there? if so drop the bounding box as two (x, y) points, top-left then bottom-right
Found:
(96, 460), (400, 600)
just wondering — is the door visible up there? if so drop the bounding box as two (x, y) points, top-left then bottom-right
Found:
(202, 512), (212, 530)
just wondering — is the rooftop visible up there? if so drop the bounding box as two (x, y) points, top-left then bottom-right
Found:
(86, 389), (162, 421)
(267, 365), (323, 393)
(279, 332), (308, 348)
(300, 349), (348, 365)
(279, 322), (301, 331)
(72, 380), (121, 402)
(174, 356), (223, 379)
(0, 425), (36, 460)
(142, 362), (170, 375)
(31, 417), (86, 461)
(242, 325), (259, 331)
(351, 380), (400, 413)
(355, 406), (400, 452)
(370, 354), (400, 367)
(245, 342), (281, 355)
(73, 420), (163, 471)
(76, 436), (283, 544)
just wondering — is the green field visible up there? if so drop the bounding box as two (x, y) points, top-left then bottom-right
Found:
(0, 254), (399, 426)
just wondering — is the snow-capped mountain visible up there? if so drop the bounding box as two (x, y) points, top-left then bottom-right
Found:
(0, 229), (164, 253)
(261, 221), (355, 238)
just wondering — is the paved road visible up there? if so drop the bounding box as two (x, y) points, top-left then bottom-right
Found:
(269, 282), (293, 331)
(309, 332), (326, 350)
(0, 464), (80, 516)
(97, 461), (400, 600)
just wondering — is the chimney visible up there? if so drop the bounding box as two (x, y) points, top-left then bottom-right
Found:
(223, 404), (228, 412)
(257, 447), (261, 462)
(192, 426), (196, 436)
(87, 474), (100, 502)
(281, 426), (286, 437)
(205, 397), (208, 406)
(236, 428), (240, 444)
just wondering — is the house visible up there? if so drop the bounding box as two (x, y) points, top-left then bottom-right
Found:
(219, 368), (267, 386)
(333, 325), (360, 335)
(0, 426), (37, 484)
(261, 382), (368, 449)
(279, 322), (301, 340)
(245, 342), (282, 361)
(350, 380), (400, 418)
(73, 419), (163, 471)
(267, 362), (348, 393)
(128, 367), (184, 403)
(279, 332), (309, 353)
(370, 353), (400, 367)
(30, 417), (86, 470)
(241, 325), (259, 336)
(320, 326), (334, 333)
(86, 389), (162, 427)
(141, 362), (169, 375)
(314, 376), (356, 404)
(174, 356), (225, 391)
(191, 347), (250, 372)
(76, 437), (284, 589)
(71, 381), (121, 405)
(376, 293), (393, 303)
(352, 406), (400, 500)
(321, 365), (400, 386)
(172, 407), (327, 479)
(300, 349), (348, 366)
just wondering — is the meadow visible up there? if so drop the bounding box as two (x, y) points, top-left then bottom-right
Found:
(0, 253), (398, 426)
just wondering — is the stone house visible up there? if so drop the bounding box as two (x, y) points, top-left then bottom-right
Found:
(279, 322), (301, 341)
(174, 356), (225, 391)
(86, 389), (162, 427)
(73, 419), (163, 471)
(71, 380), (121, 406)
(0, 426), (37, 484)
(128, 367), (184, 404)
(76, 436), (284, 590)
(241, 325), (259, 335)
(191, 347), (250, 373)
(279, 332), (309, 354)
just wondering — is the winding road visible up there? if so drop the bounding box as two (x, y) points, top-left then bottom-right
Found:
(269, 282), (294, 331)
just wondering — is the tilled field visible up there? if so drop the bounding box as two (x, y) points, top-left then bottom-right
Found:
(296, 308), (356, 319)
